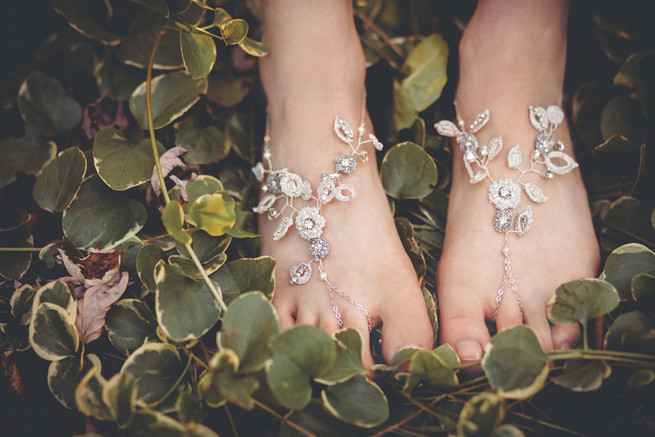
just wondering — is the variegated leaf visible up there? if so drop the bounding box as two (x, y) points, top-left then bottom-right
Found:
(507, 144), (522, 169)
(334, 117), (354, 144)
(546, 105), (564, 127)
(523, 182), (548, 203)
(469, 110), (490, 133)
(487, 137), (503, 160)
(529, 106), (548, 132)
(434, 120), (461, 138)
(545, 151), (579, 175)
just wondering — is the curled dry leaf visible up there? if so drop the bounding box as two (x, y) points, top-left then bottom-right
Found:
(150, 146), (191, 197)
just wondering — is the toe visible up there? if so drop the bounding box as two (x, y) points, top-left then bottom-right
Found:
(551, 323), (580, 350)
(439, 309), (489, 363)
(273, 301), (296, 331)
(379, 297), (434, 365)
(523, 306), (554, 350)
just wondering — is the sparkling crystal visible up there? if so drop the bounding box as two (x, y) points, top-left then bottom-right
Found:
(458, 133), (478, 153)
(535, 133), (555, 155)
(498, 186), (511, 199)
(515, 207), (534, 236)
(531, 150), (541, 161)
(317, 175), (336, 203)
(480, 146), (489, 157)
(303, 218), (314, 229)
(488, 178), (521, 210)
(493, 209), (514, 232)
(295, 207), (326, 240)
(358, 126), (365, 136)
(263, 150), (271, 160)
(529, 106), (549, 132)
(266, 172), (284, 194)
(360, 151), (369, 162)
(334, 117), (355, 144)
(469, 110), (490, 133)
(290, 263), (312, 285)
(465, 150), (477, 162)
(544, 170), (554, 179)
(308, 237), (329, 261)
(335, 154), (357, 174)
(555, 141), (565, 151)
(267, 208), (279, 220)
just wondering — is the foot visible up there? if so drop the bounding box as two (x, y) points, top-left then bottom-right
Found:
(437, 0), (600, 362)
(258, 0), (433, 368)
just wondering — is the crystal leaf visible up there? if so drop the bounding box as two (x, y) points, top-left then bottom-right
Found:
(334, 117), (354, 144)
(273, 217), (293, 241)
(369, 134), (384, 151)
(545, 151), (579, 175)
(546, 105), (564, 127)
(463, 159), (476, 181)
(507, 144), (522, 168)
(334, 184), (356, 201)
(290, 263), (312, 285)
(470, 171), (488, 184)
(523, 182), (548, 203)
(469, 110), (490, 133)
(300, 181), (313, 200)
(515, 207), (534, 236)
(280, 173), (303, 198)
(487, 136), (503, 160)
(251, 162), (265, 182)
(253, 194), (277, 213)
(434, 120), (461, 138)
(529, 106), (548, 132)
(317, 176), (336, 204)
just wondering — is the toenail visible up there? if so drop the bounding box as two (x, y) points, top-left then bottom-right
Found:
(454, 340), (483, 362)
(556, 342), (571, 350)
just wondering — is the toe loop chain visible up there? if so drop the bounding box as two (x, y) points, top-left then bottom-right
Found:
(253, 91), (381, 331)
(436, 104), (578, 320)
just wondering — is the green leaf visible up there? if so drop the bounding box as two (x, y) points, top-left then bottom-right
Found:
(105, 299), (158, 356)
(93, 127), (159, 191)
(238, 37), (269, 57)
(33, 280), (76, 320)
(266, 325), (337, 410)
(632, 270), (655, 312)
(600, 197), (655, 252)
(604, 311), (655, 354)
(162, 201), (192, 245)
(217, 292), (278, 373)
(627, 369), (655, 389)
(75, 365), (111, 420)
(211, 256), (275, 304)
(29, 303), (79, 361)
(279, 400), (353, 437)
(0, 227), (33, 280)
(48, 354), (100, 410)
(130, 71), (208, 130)
(188, 192), (236, 236)
(481, 326), (549, 399)
(121, 343), (186, 410)
(136, 244), (166, 293)
(168, 253), (226, 279)
(63, 175), (148, 250)
(130, 0), (169, 17)
(393, 34), (448, 130)
(116, 18), (183, 69)
(614, 52), (655, 91)
(423, 286), (439, 342)
(176, 229), (230, 262)
(198, 349), (259, 410)
(39, 242), (60, 269)
(206, 76), (252, 108)
(0, 132), (57, 188)
(552, 360), (611, 392)
(547, 279), (620, 326)
(185, 175), (224, 207)
(316, 328), (366, 385)
(381, 142), (438, 199)
(493, 425), (526, 437)
(18, 72), (82, 136)
(220, 19), (249, 45)
(154, 262), (222, 342)
(404, 349), (458, 392)
(212, 8), (232, 26)
(33, 147), (86, 212)
(103, 372), (137, 428)
(180, 30), (217, 79)
(395, 217), (427, 278)
(176, 391), (203, 424)
(10, 285), (36, 325)
(602, 243), (655, 300)
(52, 0), (121, 45)
(433, 344), (460, 368)
(174, 116), (229, 164)
(457, 393), (505, 437)
(225, 111), (253, 161)
(321, 375), (389, 428)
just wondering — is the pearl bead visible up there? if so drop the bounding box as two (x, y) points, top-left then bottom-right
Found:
(320, 272), (328, 281)
(502, 245), (510, 255)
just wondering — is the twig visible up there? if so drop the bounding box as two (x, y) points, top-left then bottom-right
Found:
(252, 399), (317, 437)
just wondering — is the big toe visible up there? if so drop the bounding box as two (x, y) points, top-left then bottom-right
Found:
(440, 313), (490, 363)
(379, 299), (434, 365)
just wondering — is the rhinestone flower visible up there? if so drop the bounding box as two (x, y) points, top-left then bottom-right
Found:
(335, 154), (357, 174)
(290, 263), (312, 285)
(488, 178), (521, 210)
(265, 171), (284, 194)
(295, 207), (326, 240)
(493, 209), (514, 233)
(309, 237), (329, 261)
(535, 133), (554, 155)
(457, 133), (478, 153)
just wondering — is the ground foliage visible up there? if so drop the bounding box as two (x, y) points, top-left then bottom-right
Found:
(1, 0), (654, 436)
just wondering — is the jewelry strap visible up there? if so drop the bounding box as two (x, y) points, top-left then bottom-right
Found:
(435, 104), (579, 320)
(252, 92), (383, 332)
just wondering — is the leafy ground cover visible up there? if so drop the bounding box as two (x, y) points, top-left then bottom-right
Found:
(1, 1), (654, 436)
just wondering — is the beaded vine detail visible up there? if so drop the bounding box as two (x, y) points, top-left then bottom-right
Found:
(252, 95), (382, 331)
(435, 105), (579, 318)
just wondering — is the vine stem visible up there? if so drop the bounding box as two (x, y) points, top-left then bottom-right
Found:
(184, 242), (227, 313)
(0, 247), (42, 252)
(251, 399), (317, 437)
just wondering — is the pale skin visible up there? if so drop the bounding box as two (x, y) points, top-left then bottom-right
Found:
(258, 0), (600, 366)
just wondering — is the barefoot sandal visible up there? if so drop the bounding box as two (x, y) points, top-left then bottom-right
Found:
(252, 93), (382, 332)
(435, 104), (579, 320)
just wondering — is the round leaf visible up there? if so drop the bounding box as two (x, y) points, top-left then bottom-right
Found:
(547, 279), (620, 326)
(105, 299), (158, 356)
(602, 243), (655, 300)
(174, 116), (229, 164)
(604, 311), (654, 354)
(220, 19), (248, 45)
(121, 343), (185, 409)
(0, 131), (57, 188)
(10, 285), (36, 325)
(52, 0), (121, 46)
(315, 328), (365, 385)
(0, 227), (33, 280)
(48, 354), (101, 409)
(456, 393), (505, 437)
(18, 72), (82, 136)
(29, 303), (79, 360)
(266, 325), (337, 410)
(103, 372), (137, 428)
(75, 365), (111, 420)
(321, 375), (389, 428)
(403, 349), (458, 392)
(154, 262), (222, 342)
(33, 280), (76, 319)
(129, 71), (208, 130)
(238, 37), (269, 57)
(116, 19), (183, 69)
(481, 326), (549, 399)
(188, 192), (236, 236)
(210, 256), (275, 304)
(381, 142), (437, 199)
(63, 175), (147, 250)
(551, 360), (611, 392)
(198, 349), (259, 410)
(33, 147), (86, 212)
(217, 291), (278, 373)
(162, 201), (192, 245)
(180, 30), (217, 79)
(93, 127), (158, 191)
(136, 244), (166, 293)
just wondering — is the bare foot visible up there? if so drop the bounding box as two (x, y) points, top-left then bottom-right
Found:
(258, 0), (433, 368)
(437, 0), (600, 362)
